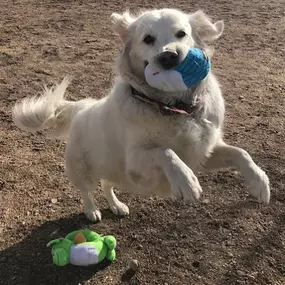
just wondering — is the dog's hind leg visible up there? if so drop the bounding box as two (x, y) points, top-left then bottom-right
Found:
(65, 151), (102, 222)
(203, 141), (270, 204)
(101, 180), (129, 216)
(80, 185), (102, 222)
(67, 177), (102, 222)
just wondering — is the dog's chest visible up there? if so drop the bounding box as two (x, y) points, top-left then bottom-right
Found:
(149, 117), (215, 166)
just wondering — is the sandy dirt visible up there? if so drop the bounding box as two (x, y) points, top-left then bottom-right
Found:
(0, 0), (285, 284)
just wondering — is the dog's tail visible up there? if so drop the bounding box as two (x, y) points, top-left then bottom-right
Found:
(12, 77), (93, 138)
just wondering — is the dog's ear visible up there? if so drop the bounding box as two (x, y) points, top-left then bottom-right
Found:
(110, 11), (135, 42)
(189, 10), (224, 42)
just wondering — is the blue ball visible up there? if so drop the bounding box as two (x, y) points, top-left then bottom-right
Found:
(175, 48), (211, 88)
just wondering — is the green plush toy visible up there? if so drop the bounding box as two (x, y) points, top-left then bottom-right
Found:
(46, 229), (116, 266)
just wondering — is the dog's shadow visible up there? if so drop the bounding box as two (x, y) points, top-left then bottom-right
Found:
(0, 213), (115, 285)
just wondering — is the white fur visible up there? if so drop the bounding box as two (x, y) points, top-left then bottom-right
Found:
(12, 9), (270, 222)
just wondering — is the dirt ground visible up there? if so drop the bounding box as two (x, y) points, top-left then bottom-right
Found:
(0, 0), (284, 284)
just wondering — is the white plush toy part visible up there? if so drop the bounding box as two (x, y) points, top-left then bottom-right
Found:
(145, 48), (211, 92)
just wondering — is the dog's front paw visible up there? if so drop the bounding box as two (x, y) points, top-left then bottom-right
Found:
(170, 165), (202, 201)
(84, 209), (102, 222)
(110, 202), (129, 216)
(247, 167), (270, 204)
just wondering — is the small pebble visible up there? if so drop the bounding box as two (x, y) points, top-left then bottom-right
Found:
(202, 198), (210, 204)
(129, 259), (139, 271)
(51, 198), (57, 204)
(237, 270), (246, 276)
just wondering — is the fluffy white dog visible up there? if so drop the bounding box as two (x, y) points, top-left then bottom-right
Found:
(12, 9), (270, 222)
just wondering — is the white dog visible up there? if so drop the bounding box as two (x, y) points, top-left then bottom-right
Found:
(12, 9), (270, 222)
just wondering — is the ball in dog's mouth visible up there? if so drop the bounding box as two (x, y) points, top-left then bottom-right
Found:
(144, 48), (211, 92)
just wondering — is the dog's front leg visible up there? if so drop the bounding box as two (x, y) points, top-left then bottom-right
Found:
(204, 141), (270, 203)
(126, 147), (202, 201)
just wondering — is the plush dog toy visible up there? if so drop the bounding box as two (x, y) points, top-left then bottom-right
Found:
(47, 229), (116, 266)
(145, 48), (211, 92)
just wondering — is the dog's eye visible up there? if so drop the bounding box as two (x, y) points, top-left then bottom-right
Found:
(143, 35), (155, 45)
(176, 30), (186, 38)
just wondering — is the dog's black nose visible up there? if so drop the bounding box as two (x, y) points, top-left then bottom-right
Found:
(157, 51), (179, 70)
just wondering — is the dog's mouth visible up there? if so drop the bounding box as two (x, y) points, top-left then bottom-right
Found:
(144, 61), (149, 68)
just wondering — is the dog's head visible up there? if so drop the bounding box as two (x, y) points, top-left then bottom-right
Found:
(111, 9), (224, 80)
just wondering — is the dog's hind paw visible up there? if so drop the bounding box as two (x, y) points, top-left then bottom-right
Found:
(84, 209), (102, 222)
(110, 202), (129, 216)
